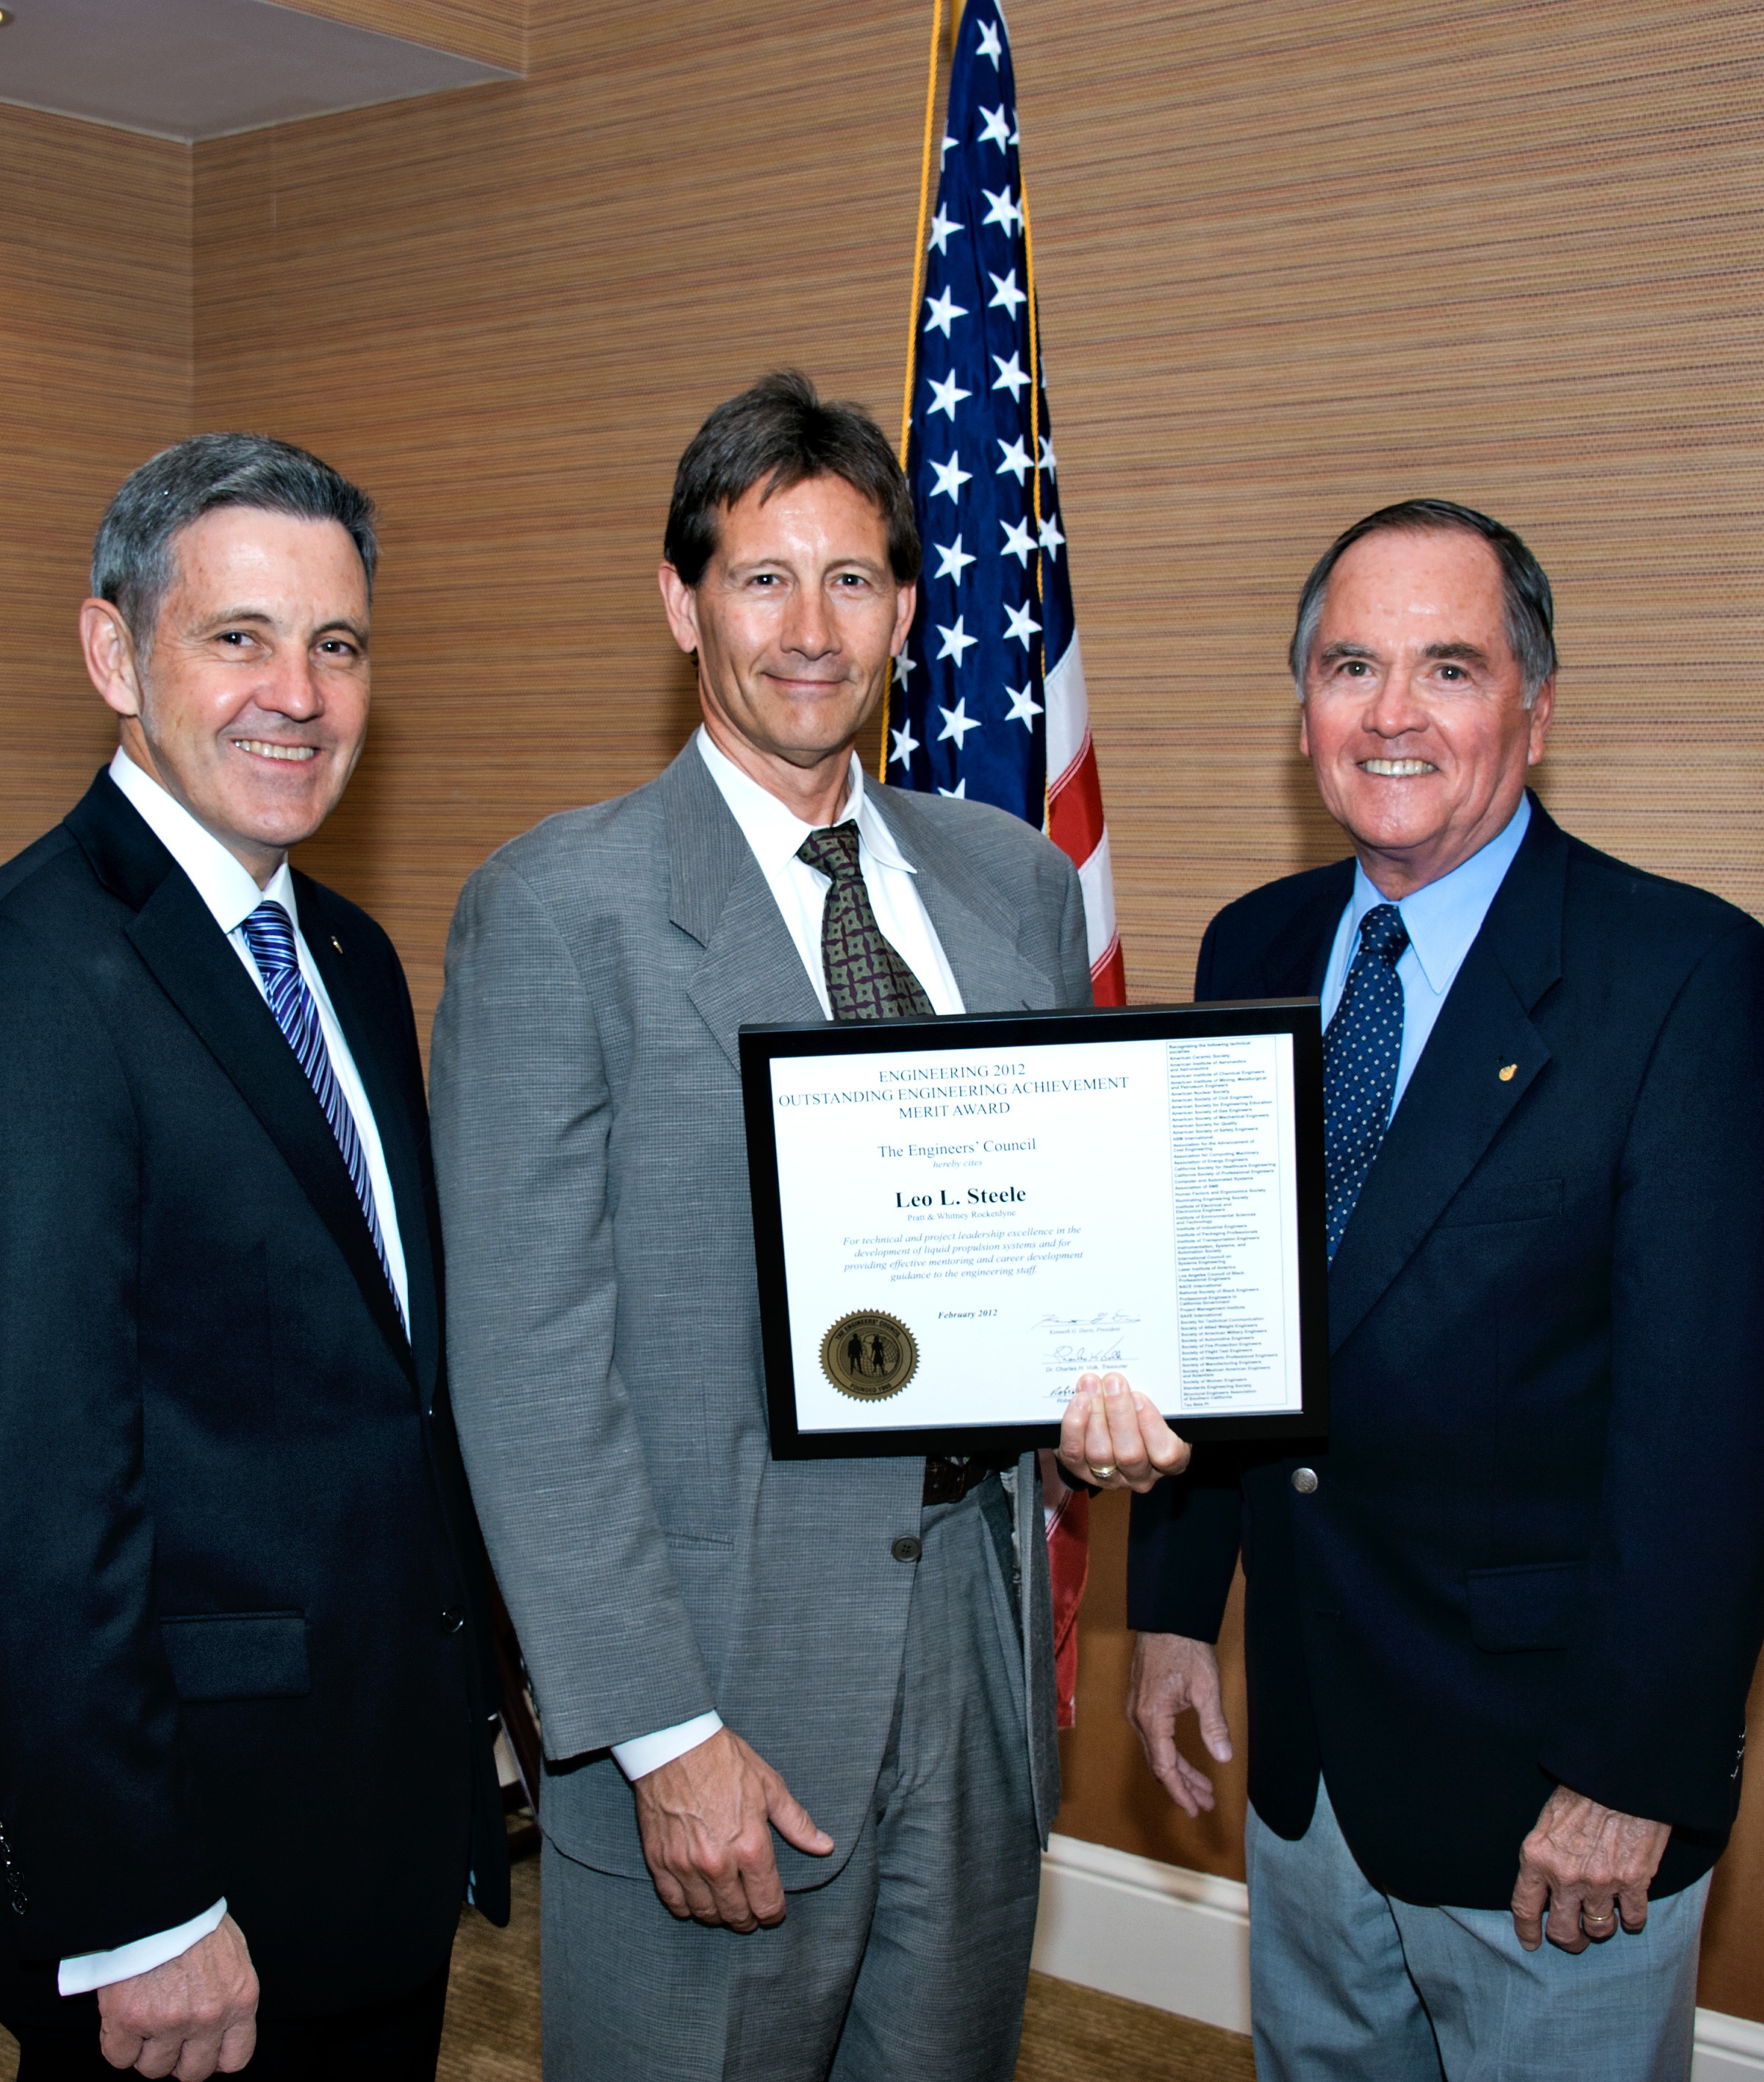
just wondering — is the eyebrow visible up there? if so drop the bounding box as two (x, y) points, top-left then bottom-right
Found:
(1316, 641), (1379, 665)
(1315, 639), (1491, 667)
(200, 609), (369, 644)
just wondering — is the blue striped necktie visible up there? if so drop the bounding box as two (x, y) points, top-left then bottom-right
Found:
(240, 901), (404, 1325)
(1322, 902), (1410, 1263)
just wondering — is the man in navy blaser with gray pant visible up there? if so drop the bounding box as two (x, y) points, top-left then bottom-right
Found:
(1125, 500), (1764, 2082)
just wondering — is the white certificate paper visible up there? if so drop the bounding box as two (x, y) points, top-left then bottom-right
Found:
(762, 1028), (1311, 1438)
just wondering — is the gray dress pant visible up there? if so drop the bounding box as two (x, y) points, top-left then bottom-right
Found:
(541, 1478), (1043, 2082)
(1247, 1780), (1709, 2082)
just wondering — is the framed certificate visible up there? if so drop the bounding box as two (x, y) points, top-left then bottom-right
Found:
(739, 999), (1329, 1458)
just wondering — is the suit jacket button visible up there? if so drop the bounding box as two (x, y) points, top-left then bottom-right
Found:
(1291, 1467), (1319, 1495)
(891, 1536), (922, 1564)
(440, 1606), (465, 1635)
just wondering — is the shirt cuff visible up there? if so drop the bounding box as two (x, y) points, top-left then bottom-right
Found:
(59, 1898), (228, 1996)
(612, 1711), (724, 1781)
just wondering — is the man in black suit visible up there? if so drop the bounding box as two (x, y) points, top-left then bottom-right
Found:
(0, 435), (508, 2079)
(1127, 501), (1764, 2081)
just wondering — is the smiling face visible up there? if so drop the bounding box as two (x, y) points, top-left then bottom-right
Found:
(658, 472), (915, 821)
(81, 507), (373, 885)
(1298, 526), (1553, 898)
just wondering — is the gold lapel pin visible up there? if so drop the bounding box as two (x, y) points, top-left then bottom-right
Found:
(330, 935), (343, 954)
(1498, 1062), (1517, 1082)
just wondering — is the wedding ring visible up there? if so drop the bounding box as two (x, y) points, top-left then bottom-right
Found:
(1089, 1463), (1116, 1482)
(1583, 1909), (1616, 1926)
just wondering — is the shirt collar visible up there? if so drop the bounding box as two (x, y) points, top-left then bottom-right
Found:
(1349, 793), (1531, 995)
(108, 748), (299, 937)
(693, 726), (915, 874)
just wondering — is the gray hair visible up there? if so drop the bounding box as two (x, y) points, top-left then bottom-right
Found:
(1288, 498), (1557, 707)
(92, 432), (378, 657)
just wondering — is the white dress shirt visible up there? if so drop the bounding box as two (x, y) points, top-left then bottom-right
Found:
(694, 727), (965, 1017)
(1319, 793), (1531, 1123)
(609, 731), (966, 1784)
(60, 751), (412, 1996)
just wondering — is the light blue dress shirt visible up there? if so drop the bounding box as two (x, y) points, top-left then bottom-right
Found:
(1319, 794), (1531, 1123)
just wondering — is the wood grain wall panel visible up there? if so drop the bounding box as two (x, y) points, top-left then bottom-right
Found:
(273, 0), (526, 72)
(1056, 1492), (1253, 1880)
(179, 0), (1764, 2021)
(193, 2), (932, 1016)
(0, 108), (190, 861)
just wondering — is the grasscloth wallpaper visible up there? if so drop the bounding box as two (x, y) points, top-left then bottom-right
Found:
(2, 0), (1760, 2021)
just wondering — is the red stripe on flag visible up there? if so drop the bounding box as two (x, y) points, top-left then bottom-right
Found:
(1090, 934), (1125, 1007)
(1039, 1453), (1091, 1730)
(1047, 740), (1106, 868)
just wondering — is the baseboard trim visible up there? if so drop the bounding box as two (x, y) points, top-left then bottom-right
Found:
(1032, 1832), (1764, 2076)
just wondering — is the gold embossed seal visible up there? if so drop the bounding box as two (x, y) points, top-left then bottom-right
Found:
(821, 1311), (918, 1400)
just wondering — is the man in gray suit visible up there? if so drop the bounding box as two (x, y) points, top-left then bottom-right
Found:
(431, 372), (1182, 2081)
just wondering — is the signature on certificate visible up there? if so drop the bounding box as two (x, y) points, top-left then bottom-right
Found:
(1034, 1312), (1139, 1370)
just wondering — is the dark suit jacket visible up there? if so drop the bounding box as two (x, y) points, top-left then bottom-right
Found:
(0, 772), (508, 2027)
(1129, 796), (1764, 1908)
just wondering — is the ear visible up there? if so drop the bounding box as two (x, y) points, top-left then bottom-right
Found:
(889, 579), (917, 657)
(81, 599), (145, 720)
(658, 564), (700, 656)
(1297, 696), (1312, 759)
(1526, 676), (1555, 763)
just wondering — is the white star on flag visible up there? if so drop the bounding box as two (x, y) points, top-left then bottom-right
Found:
(929, 451), (972, 502)
(978, 104), (1011, 149)
(1000, 517), (1034, 567)
(889, 720), (920, 767)
(940, 129), (956, 162)
(991, 351), (1029, 400)
(1004, 682), (1044, 729)
(982, 185), (1024, 235)
(933, 534), (976, 584)
(935, 616), (978, 665)
(927, 371), (971, 421)
(1039, 434), (1058, 476)
(927, 206), (963, 256)
(1010, 112), (1020, 143)
(1004, 601), (1041, 649)
(988, 268), (1027, 318)
(995, 436), (1031, 484)
(975, 18), (1003, 64)
(1038, 512), (1066, 559)
(937, 697), (981, 747)
(894, 649), (917, 689)
(923, 287), (967, 337)
(936, 779), (969, 799)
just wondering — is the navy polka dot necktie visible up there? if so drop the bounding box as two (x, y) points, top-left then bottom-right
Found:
(1323, 902), (1410, 1263)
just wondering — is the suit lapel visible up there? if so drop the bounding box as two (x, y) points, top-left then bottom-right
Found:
(67, 776), (415, 1384)
(868, 790), (1061, 1012)
(298, 888), (436, 1392)
(662, 746), (824, 1069)
(1326, 801), (1566, 1353)
(1258, 865), (1353, 1000)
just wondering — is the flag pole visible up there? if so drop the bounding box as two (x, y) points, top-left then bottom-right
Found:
(880, 0), (947, 784)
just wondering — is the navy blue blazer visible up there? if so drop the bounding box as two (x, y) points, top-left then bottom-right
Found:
(1130, 796), (1764, 1908)
(0, 773), (508, 2026)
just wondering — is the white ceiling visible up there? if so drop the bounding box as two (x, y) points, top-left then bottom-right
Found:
(0, 0), (515, 143)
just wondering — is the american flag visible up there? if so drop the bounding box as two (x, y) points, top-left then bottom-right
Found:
(884, 0), (1120, 1722)
(883, 1), (1125, 1006)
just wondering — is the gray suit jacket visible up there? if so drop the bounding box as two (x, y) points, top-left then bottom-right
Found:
(431, 741), (1093, 1886)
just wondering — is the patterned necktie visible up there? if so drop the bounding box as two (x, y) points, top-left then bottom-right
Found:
(240, 901), (404, 1323)
(1322, 901), (1410, 1263)
(797, 823), (934, 1020)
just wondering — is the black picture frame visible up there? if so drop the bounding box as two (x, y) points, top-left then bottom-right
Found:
(740, 998), (1330, 1459)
